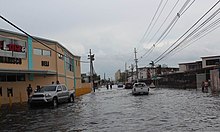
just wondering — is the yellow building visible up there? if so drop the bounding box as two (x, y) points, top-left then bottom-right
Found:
(0, 28), (89, 105)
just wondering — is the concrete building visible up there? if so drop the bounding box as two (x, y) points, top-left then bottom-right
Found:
(0, 29), (83, 105)
(179, 61), (202, 72)
(115, 70), (121, 82)
(201, 55), (220, 68)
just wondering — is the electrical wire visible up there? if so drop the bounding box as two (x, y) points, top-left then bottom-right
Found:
(153, 0), (220, 63)
(171, 18), (220, 57)
(0, 15), (89, 64)
(157, 8), (220, 63)
(147, 0), (180, 45)
(142, 0), (169, 43)
(139, 0), (164, 44)
(139, 0), (195, 60)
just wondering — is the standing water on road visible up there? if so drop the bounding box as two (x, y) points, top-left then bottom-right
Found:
(1, 87), (220, 131)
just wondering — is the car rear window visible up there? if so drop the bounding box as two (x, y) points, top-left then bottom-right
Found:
(134, 83), (145, 87)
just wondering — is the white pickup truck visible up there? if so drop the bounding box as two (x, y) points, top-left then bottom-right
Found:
(29, 84), (75, 108)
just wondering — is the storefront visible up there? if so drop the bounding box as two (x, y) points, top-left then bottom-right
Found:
(0, 29), (82, 105)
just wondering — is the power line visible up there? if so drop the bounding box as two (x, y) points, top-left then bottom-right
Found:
(0, 15), (90, 64)
(139, 0), (195, 60)
(139, 0), (164, 44)
(147, 0), (180, 45)
(142, 0), (169, 43)
(171, 18), (220, 57)
(154, 1), (220, 63)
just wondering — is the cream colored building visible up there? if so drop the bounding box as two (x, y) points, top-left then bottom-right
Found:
(0, 29), (82, 105)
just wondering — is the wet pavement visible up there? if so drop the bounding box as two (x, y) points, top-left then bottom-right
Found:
(1, 86), (220, 132)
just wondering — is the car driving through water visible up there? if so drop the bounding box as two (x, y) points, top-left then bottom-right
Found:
(132, 82), (149, 95)
(29, 84), (75, 108)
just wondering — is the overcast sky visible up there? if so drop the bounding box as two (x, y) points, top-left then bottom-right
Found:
(1, 0), (220, 79)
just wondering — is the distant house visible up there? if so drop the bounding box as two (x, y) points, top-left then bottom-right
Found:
(201, 55), (220, 68)
(179, 61), (202, 72)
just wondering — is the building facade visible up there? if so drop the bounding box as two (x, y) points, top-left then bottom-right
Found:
(0, 29), (82, 105)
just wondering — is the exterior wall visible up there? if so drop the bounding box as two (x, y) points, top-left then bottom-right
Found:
(32, 42), (57, 72)
(0, 29), (85, 105)
(138, 69), (147, 79)
(210, 69), (220, 93)
(196, 73), (206, 89)
(75, 83), (92, 97)
(56, 45), (65, 76)
(115, 70), (121, 81)
(179, 64), (187, 72)
(0, 74), (57, 104)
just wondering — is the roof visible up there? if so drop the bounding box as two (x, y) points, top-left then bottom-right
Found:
(0, 68), (56, 75)
(201, 55), (220, 59)
(179, 61), (202, 65)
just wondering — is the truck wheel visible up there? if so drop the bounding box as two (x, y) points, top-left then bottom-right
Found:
(52, 97), (58, 107)
(69, 95), (74, 103)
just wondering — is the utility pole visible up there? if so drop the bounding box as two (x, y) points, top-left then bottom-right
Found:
(88, 49), (95, 92)
(131, 64), (134, 83)
(125, 62), (127, 83)
(134, 48), (138, 82)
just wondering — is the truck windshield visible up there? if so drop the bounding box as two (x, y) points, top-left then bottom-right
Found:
(40, 86), (56, 92)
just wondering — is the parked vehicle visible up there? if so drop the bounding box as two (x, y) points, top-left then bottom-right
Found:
(125, 82), (133, 89)
(132, 82), (149, 95)
(29, 84), (75, 108)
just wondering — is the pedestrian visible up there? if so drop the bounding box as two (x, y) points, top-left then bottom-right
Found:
(106, 83), (109, 90)
(201, 81), (205, 92)
(56, 80), (60, 84)
(110, 83), (112, 89)
(204, 80), (209, 93)
(26, 84), (33, 98)
(36, 85), (41, 92)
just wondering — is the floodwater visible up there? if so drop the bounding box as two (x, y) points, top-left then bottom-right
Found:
(1, 86), (220, 132)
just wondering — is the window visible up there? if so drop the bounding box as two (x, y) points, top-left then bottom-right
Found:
(7, 74), (16, 82)
(0, 74), (6, 82)
(0, 87), (2, 96)
(33, 48), (42, 55)
(62, 85), (67, 91)
(43, 50), (51, 56)
(206, 59), (220, 66)
(0, 74), (25, 82)
(66, 57), (73, 72)
(57, 86), (62, 91)
(17, 74), (25, 81)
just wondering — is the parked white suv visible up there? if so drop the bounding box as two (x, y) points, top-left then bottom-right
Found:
(29, 84), (75, 108)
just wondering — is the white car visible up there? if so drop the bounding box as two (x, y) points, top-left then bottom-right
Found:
(132, 82), (149, 95)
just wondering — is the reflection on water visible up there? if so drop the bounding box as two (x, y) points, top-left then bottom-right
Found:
(1, 88), (220, 132)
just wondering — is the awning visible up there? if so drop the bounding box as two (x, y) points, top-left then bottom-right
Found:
(0, 69), (57, 75)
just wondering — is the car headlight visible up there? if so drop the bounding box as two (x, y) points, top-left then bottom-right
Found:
(45, 93), (51, 97)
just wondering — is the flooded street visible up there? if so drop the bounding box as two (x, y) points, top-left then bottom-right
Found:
(1, 87), (220, 132)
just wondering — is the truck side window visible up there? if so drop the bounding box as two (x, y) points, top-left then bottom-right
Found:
(57, 86), (62, 92)
(62, 85), (67, 91)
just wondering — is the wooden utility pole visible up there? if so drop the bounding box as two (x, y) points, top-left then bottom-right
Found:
(88, 49), (95, 92)
(134, 48), (138, 82)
